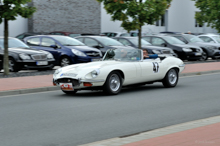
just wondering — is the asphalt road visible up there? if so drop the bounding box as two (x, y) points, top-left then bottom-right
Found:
(0, 73), (220, 146)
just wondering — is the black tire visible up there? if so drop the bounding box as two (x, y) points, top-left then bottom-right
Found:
(62, 90), (78, 95)
(60, 56), (71, 67)
(162, 68), (179, 88)
(9, 58), (20, 72)
(201, 51), (208, 61)
(103, 71), (122, 95)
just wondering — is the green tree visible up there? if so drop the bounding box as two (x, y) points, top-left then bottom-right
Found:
(0, 0), (36, 75)
(193, 0), (220, 32)
(96, 0), (171, 49)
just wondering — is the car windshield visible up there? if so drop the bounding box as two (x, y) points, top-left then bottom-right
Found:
(127, 38), (151, 46)
(213, 36), (220, 43)
(184, 35), (204, 43)
(103, 48), (142, 62)
(163, 36), (185, 45)
(0, 38), (30, 49)
(95, 37), (124, 46)
(51, 36), (85, 46)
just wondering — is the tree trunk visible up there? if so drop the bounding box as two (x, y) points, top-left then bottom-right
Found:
(138, 26), (142, 49)
(3, 18), (9, 75)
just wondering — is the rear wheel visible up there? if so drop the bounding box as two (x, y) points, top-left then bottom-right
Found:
(162, 68), (178, 88)
(103, 71), (122, 95)
(60, 56), (71, 67)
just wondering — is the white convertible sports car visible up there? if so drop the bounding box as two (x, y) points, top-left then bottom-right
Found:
(53, 48), (185, 95)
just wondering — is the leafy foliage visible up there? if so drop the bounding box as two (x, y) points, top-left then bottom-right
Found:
(193, 0), (220, 32)
(96, 0), (172, 32)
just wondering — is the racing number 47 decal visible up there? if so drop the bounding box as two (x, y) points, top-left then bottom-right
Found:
(152, 62), (159, 73)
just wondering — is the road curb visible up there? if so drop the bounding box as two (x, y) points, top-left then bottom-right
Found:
(1, 70), (220, 97)
(0, 86), (59, 97)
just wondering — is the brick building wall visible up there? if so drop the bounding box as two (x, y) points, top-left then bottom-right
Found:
(28, 0), (101, 34)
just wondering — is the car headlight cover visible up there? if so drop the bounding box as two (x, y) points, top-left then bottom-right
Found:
(182, 48), (192, 52)
(54, 68), (62, 75)
(19, 53), (31, 60)
(47, 53), (54, 59)
(71, 49), (86, 57)
(91, 69), (100, 78)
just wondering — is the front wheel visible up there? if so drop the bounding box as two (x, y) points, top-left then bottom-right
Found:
(60, 57), (71, 67)
(9, 58), (20, 72)
(201, 51), (208, 61)
(103, 71), (122, 95)
(162, 68), (178, 88)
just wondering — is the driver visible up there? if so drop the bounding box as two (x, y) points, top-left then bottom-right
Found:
(143, 49), (158, 59)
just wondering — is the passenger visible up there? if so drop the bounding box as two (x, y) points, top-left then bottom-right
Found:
(143, 49), (158, 59)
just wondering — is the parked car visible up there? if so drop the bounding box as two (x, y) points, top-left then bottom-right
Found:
(75, 36), (135, 55)
(23, 35), (102, 67)
(49, 31), (81, 38)
(198, 34), (220, 44)
(142, 35), (204, 61)
(53, 48), (185, 95)
(15, 32), (49, 41)
(101, 32), (130, 37)
(169, 34), (220, 60)
(0, 37), (55, 72)
(113, 37), (176, 57)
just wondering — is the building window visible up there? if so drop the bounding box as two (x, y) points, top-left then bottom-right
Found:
(155, 14), (166, 26)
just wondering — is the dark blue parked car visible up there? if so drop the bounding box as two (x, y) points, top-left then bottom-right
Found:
(24, 35), (102, 66)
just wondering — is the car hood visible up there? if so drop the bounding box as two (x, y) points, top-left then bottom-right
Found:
(173, 44), (201, 49)
(142, 45), (172, 51)
(64, 45), (100, 52)
(107, 45), (135, 49)
(9, 47), (47, 55)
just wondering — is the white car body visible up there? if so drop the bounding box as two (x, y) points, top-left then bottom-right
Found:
(53, 48), (185, 95)
(198, 34), (220, 44)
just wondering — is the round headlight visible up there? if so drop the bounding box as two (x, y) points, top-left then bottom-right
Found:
(91, 69), (100, 78)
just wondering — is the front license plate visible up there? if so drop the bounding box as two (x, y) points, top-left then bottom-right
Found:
(92, 58), (100, 62)
(60, 83), (74, 91)
(36, 61), (48, 65)
(195, 52), (202, 56)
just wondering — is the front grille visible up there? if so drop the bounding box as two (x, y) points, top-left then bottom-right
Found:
(57, 78), (80, 86)
(86, 52), (100, 57)
(31, 54), (47, 60)
(162, 50), (171, 54)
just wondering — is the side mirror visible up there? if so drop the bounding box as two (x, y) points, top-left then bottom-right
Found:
(50, 45), (58, 49)
(161, 43), (167, 47)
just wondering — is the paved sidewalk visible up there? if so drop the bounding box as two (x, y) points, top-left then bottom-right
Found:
(0, 61), (220, 146)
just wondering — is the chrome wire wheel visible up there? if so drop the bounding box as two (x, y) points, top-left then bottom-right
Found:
(60, 57), (71, 67)
(162, 68), (178, 88)
(109, 74), (121, 92)
(168, 69), (177, 85)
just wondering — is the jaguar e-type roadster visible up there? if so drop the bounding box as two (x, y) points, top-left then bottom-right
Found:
(53, 48), (185, 95)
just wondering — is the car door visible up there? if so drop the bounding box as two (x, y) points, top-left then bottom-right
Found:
(138, 59), (162, 81)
